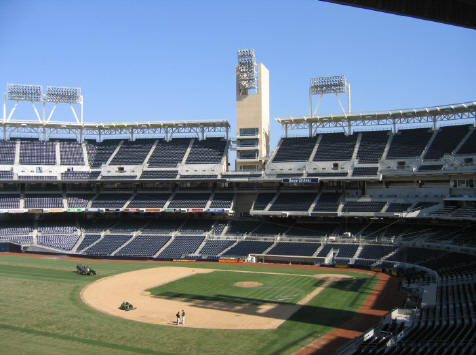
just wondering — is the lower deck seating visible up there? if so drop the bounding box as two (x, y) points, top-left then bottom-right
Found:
(267, 242), (320, 256)
(84, 234), (132, 255)
(343, 201), (385, 213)
(37, 234), (79, 250)
(24, 194), (63, 208)
(317, 244), (358, 258)
(91, 193), (131, 208)
(269, 193), (317, 212)
(199, 240), (235, 256)
(168, 193), (210, 209)
(76, 234), (101, 251)
(157, 235), (204, 258)
(115, 235), (170, 257)
(222, 240), (273, 257)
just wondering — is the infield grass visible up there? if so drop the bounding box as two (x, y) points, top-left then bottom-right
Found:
(0, 254), (379, 355)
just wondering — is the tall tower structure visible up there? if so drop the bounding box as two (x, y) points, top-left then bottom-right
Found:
(235, 49), (270, 171)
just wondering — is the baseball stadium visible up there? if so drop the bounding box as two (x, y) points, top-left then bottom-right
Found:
(1, 1), (476, 354)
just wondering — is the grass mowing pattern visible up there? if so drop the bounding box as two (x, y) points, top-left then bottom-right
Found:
(0, 254), (378, 355)
(148, 271), (323, 305)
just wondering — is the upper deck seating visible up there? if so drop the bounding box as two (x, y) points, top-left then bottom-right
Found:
(313, 133), (357, 161)
(127, 193), (170, 208)
(456, 128), (476, 154)
(209, 193), (233, 209)
(115, 235), (171, 257)
(19, 140), (56, 165)
(109, 139), (154, 165)
(65, 193), (94, 208)
(59, 140), (85, 165)
(357, 131), (389, 163)
(157, 235), (204, 258)
(269, 193), (317, 211)
(222, 240), (273, 257)
(387, 128), (433, 158)
(140, 170), (178, 179)
(24, 194), (63, 208)
(272, 136), (317, 162)
(90, 193), (131, 208)
(86, 140), (120, 168)
(185, 137), (227, 164)
(0, 140), (17, 164)
(147, 138), (190, 168)
(313, 193), (341, 212)
(168, 193), (210, 209)
(424, 125), (471, 160)
(267, 242), (320, 256)
(253, 193), (275, 210)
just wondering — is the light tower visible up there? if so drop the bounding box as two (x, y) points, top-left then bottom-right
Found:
(309, 74), (351, 117)
(3, 83), (83, 124)
(235, 49), (270, 171)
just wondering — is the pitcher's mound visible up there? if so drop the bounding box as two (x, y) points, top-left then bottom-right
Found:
(234, 281), (263, 288)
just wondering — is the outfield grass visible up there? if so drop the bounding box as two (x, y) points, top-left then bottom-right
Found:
(149, 271), (323, 305)
(0, 254), (378, 355)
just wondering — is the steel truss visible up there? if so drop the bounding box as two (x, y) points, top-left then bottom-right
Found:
(277, 101), (476, 136)
(0, 120), (230, 141)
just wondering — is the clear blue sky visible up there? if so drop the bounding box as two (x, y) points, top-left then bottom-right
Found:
(0, 0), (475, 149)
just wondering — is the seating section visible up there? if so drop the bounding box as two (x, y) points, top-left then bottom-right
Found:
(37, 234), (79, 250)
(313, 193), (341, 212)
(186, 137), (226, 164)
(343, 201), (385, 213)
(199, 240), (235, 256)
(168, 193), (210, 209)
(0, 195), (20, 208)
(267, 242), (320, 256)
(127, 193), (170, 208)
(19, 140), (56, 165)
(272, 136), (317, 162)
(115, 235), (170, 257)
(253, 193), (275, 210)
(110, 139), (154, 165)
(387, 128), (433, 158)
(101, 175), (137, 180)
(66, 193), (94, 208)
(91, 193), (131, 208)
(209, 193), (233, 209)
(358, 245), (396, 259)
(223, 240), (273, 257)
(24, 194), (63, 208)
(456, 128), (476, 154)
(147, 139), (190, 167)
(178, 219), (213, 235)
(157, 235), (204, 258)
(140, 170), (178, 179)
(0, 221), (33, 235)
(352, 166), (378, 176)
(418, 164), (443, 171)
(18, 175), (57, 181)
(84, 234), (133, 255)
(76, 234), (101, 251)
(226, 220), (261, 235)
(424, 125), (471, 159)
(313, 133), (357, 161)
(0, 171), (13, 180)
(0, 140), (17, 164)
(287, 223), (337, 237)
(386, 203), (412, 213)
(317, 243), (358, 258)
(357, 131), (389, 163)
(59, 140), (85, 165)
(0, 235), (33, 245)
(86, 140), (120, 167)
(269, 193), (317, 211)
(62, 171), (100, 180)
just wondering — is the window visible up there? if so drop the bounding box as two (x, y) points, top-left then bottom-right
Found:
(237, 138), (258, 147)
(239, 128), (259, 136)
(239, 151), (258, 159)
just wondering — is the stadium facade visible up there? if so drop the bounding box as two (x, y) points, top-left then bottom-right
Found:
(1, 51), (476, 353)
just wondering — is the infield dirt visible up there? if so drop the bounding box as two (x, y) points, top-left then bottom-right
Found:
(81, 266), (351, 330)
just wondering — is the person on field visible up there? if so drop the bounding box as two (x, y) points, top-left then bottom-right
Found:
(176, 311), (181, 325)
(181, 309), (186, 325)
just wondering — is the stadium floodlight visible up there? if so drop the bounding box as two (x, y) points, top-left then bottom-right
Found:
(310, 75), (348, 95)
(45, 86), (82, 104)
(7, 84), (42, 102)
(237, 48), (257, 93)
(309, 74), (351, 118)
